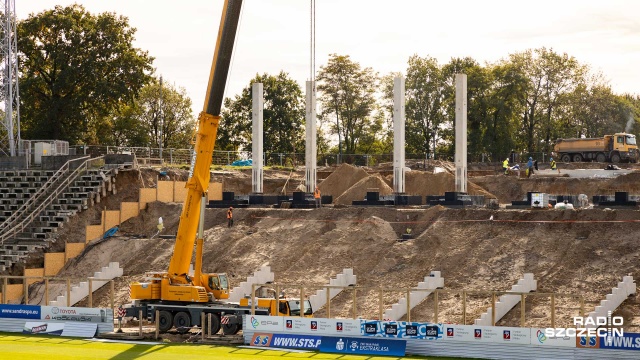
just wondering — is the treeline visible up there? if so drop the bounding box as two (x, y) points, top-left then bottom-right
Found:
(12, 5), (640, 161)
(221, 51), (640, 160)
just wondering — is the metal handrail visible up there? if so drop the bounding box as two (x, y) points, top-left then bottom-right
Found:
(0, 156), (104, 245)
(0, 156), (89, 233)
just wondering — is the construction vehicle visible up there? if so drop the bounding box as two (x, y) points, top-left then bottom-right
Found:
(124, 0), (311, 335)
(553, 133), (638, 163)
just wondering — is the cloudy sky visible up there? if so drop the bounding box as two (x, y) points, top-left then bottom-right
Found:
(18, 0), (640, 116)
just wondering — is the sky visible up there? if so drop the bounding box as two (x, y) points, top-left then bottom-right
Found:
(17, 0), (640, 117)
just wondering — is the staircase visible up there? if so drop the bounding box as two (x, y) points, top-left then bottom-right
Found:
(0, 156), (115, 271)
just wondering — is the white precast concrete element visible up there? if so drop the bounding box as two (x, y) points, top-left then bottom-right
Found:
(227, 265), (275, 302)
(252, 82), (264, 193)
(474, 273), (537, 326)
(308, 269), (357, 313)
(383, 271), (444, 321)
(455, 74), (467, 193)
(393, 76), (406, 193)
(584, 276), (636, 329)
(49, 262), (123, 306)
(305, 81), (317, 192)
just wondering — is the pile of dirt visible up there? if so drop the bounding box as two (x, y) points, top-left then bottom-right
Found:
(52, 204), (640, 332)
(403, 171), (497, 199)
(334, 174), (394, 205)
(318, 163), (368, 199)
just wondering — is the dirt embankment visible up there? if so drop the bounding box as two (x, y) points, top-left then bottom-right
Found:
(53, 202), (640, 332)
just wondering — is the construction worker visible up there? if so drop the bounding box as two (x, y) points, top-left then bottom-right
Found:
(227, 207), (233, 228)
(502, 158), (509, 175)
(550, 157), (559, 173)
(314, 186), (321, 208)
(527, 157), (534, 178)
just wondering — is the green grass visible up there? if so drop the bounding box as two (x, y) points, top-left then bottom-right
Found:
(0, 333), (468, 359)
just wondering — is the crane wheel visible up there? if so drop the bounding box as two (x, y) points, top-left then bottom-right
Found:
(223, 323), (241, 335)
(204, 313), (221, 335)
(174, 312), (191, 334)
(158, 310), (173, 333)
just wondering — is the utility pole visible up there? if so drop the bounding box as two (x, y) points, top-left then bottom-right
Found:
(0, 0), (20, 157)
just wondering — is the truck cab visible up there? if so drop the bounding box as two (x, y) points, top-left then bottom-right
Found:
(239, 297), (313, 317)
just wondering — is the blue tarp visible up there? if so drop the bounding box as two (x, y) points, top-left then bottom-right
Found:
(231, 159), (252, 166)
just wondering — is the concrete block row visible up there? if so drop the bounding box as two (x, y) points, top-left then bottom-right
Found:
(383, 271), (444, 321)
(474, 273), (537, 326)
(48, 262), (123, 306)
(309, 269), (357, 313)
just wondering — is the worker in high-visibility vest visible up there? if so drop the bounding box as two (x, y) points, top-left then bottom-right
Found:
(227, 207), (233, 227)
(314, 186), (321, 208)
(502, 158), (509, 175)
(550, 157), (559, 173)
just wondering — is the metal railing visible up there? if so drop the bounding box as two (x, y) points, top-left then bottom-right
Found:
(0, 156), (104, 245)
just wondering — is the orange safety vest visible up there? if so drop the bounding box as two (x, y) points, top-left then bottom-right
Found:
(314, 188), (321, 199)
(227, 209), (233, 219)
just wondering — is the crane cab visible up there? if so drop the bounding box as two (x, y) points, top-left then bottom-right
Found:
(202, 273), (230, 300)
(239, 297), (313, 317)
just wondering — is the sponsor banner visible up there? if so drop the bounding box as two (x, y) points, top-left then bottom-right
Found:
(600, 333), (640, 351)
(320, 336), (406, 356)
(250, 333), (273, 347)
(531, 328), (574, 347)
(246, 315), (284, 332)
(576, 336), (600, 349)
(23, 322), (65, 335)
(0, 305), (41, 320)
(41, 306), (111, 323)
(270, 334), (322, 349)
(442, 325), (530, 344)
(361, 321), (442, 340)
(282, 317), (360, 336)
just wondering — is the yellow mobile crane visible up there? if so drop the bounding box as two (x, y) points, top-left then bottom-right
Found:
(125, 0), (311, 335)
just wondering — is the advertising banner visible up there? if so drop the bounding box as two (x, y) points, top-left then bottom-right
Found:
(270, 334), (322, 349)
(0, 305), (41, 320)
(282, 317), (361, 336)
(530, 328), (575, 347)
(250, 332), (322, 350)
(40, 306), (111, 323)
(442, 325), (530, 345)
(361, 321), (442, 340)
(576, 336), (600, 349)
(23, 322), (65, 335)
(600, 333), (640, 351)
(250, 333), (273, 347)
(320, 336), (406, 356)
(246, 315), (284, 332)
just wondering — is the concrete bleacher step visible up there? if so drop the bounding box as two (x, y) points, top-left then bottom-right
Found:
(49, 262), (123, 307)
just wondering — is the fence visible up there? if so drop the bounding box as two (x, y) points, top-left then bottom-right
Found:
(68, 145), (552, 167)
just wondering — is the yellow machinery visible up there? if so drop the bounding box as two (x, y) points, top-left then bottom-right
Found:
(239, 297), (314, 317)
(126, 0), (312, 334)
(553, 133), (638, 163)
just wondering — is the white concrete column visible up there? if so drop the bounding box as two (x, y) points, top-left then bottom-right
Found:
(305, 81), (317, 193)
(455, 74), (467, 193)
(252, 83), (264, 193)
(393, 76), (406, 193)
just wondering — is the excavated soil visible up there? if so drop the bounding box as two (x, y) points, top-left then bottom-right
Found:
(23, 163), (640, 334)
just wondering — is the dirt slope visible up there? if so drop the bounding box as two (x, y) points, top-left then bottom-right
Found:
(51, 202), (640, 332)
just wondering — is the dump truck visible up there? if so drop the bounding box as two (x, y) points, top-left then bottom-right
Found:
(124, 0), (311, 335)
(553, 133), (638, 163)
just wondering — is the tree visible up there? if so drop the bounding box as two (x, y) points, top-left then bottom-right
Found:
(317, 54), (378, 154)
(399, 55), (447, 156)
(218, 72), (305, 154)
(17, 4), (153, 145)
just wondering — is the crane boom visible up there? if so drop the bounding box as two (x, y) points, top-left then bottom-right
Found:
(167, 0), (242, 283)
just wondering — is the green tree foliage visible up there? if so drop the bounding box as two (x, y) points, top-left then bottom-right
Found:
(317, 54), (378, 154)
(104, 79), (196, 148)
(218, 72), (305, 153)
(17, 4), (153, 145)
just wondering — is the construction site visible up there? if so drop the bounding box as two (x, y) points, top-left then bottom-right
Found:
(0, 159), (638, 333)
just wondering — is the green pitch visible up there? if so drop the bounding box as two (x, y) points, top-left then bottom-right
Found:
(0, 333), (469, 359)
